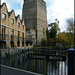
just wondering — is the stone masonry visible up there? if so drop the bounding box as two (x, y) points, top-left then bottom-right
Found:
(22, 0), (47, 45)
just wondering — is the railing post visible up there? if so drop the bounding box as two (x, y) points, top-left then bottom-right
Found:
(68, 49), (75, 75)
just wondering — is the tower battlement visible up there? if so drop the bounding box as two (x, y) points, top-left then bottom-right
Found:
(24, 0), (46, 6)
(37, 0), (46, 6)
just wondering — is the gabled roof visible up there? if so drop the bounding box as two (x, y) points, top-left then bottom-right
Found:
(15, 15), (20, 21)
(0, 3), (8, 12)
(15, 16), (18, 20)
(1, 3), (6, 8)
(8, 10), (15, 17)
(8, 12), (12, 16)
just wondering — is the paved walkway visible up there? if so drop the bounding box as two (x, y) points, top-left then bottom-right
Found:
(1, 65), (42, 75)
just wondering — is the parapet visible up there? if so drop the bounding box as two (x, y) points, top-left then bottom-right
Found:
(37, 0), (46, 6)
(24, 0), (46, 6)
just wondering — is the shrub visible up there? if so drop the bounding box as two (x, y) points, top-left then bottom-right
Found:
(41, 38), (47, 47)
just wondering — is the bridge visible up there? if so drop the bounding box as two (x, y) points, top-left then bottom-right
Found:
(0, 48), (75, 75)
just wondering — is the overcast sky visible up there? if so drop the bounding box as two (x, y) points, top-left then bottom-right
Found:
(1, 0), (74, 32)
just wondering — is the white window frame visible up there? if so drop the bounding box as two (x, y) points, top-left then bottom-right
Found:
(2, 13), (6, 20)
(11, 18), (14, 24)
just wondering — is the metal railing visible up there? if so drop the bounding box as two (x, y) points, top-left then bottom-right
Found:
(0, 34), (9, 41)
(10, 35), (14, 41)
(10, 36), (17, 42)
(10, 36), (25, 42)
(17, 37), (22, 42)
(0, 48), (68, 75)
(25, 37), (34, 43)
(22, 37), (26, 42)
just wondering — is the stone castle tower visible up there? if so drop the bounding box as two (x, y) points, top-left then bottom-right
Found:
(22, 0), (47, 45)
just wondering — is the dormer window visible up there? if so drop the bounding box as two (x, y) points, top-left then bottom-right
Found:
(2, 13), (6, 20)
(11, 18), (14, 24)
(18, 22), (20, 27)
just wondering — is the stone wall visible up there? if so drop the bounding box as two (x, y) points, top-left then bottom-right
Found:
(22, 0), (47, 45)
(22, 0), (37, 30)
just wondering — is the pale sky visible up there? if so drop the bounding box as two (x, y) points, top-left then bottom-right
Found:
(1, 0), (74, 32)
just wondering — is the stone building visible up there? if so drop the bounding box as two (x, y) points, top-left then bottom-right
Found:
(0, 3), (26, 49)
(22, 0), (47, 45)
(0, 3), (34, 49)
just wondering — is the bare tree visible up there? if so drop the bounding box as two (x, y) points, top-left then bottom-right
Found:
(66, 18), (74, 33)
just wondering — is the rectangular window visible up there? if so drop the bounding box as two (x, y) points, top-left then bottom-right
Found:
(11, 18), (14, 24)
(30, 43), (32, 46)
(22, 33), (24, 41)
(22, 42), (24, 46)
(23, 25), (24, 30)
(2, 26), (5, 34)
(22, 33), (24, 38)
(11, 42), (14, 48)
(18, 31), (20, 37)
(17, 42), (20, 47)
(2, 13), (6, 20)
(2, 26), (5, 40)
(18, 22), (20, 27)
(26, 43), (28, 46)
(11, 29), (14, 36)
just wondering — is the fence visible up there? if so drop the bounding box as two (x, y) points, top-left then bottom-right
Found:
(0, 48), (75, 75)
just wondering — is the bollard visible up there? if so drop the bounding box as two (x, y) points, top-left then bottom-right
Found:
(68, 49), (75, 75)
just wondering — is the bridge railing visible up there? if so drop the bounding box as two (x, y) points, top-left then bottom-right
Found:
(0, 48), (75, 75)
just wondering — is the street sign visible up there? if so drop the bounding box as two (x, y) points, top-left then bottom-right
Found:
(27, 54), (66, 61)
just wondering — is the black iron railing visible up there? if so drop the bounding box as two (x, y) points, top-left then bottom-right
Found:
(10, 35), (14, 41)
(22, 37), (26, 42)
(14, 36), (17, 41)
(0, 48), (68, 75)
(0, 34), (9, 41)
(10, 36), (17, 42)
(17, 37), (22, 42)
(25, 37), (34, 43)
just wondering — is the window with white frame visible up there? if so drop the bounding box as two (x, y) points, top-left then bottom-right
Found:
(2, 26), (5, 39)
(2, 13), (6, 20)
(11, 18), (14, 24)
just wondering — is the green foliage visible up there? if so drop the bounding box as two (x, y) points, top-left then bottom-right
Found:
(41, 38), (47, 47)
(48, 22), (60, 39)
(49, 28), (57, 39)
(47, 38), (55, 46)
(46, 18), (74, 48)
(57, 32), (74, 47)
(46, 22), (60, 46)
(66, 33), (74, 46)
(65, 18), (74, 46)
(46, 29), (50, 40)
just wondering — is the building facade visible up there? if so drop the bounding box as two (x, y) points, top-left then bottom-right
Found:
(0, 3), (26, 49)
(22, 0), (47, 45)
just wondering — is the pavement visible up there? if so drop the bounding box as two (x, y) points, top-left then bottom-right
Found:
(1, 65), (42, 75)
